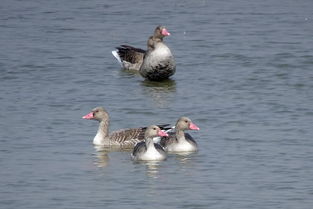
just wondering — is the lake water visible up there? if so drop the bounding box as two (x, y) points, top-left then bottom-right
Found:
(1, 0), (313, 208)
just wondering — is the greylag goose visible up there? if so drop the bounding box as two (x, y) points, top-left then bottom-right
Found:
(112, 26), (176, 81)
(160, 117), (200, 152)
(132, 125), (168, 161)
(82, 107), (168, 147)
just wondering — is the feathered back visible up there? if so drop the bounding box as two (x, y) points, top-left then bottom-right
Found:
(116, 45), (145, 64)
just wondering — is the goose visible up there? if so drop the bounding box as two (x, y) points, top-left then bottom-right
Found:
(112, 25), (176, 81)
(82, 107), (168, 147)
(160, 117), (200, 152)
(132, 125), (168, 161)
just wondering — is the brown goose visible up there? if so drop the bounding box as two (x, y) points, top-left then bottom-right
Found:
(82, 107), (169, 147)
(112, 26), (176, 81)
(160, 117), (200, 152)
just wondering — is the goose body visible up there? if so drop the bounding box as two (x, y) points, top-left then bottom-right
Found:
(160, 117), (200, 152)
(140, 40), (176, 81)
(112, 26), (175, 81)
(132, 125), (168, 161)
(82, 107), (168, 147)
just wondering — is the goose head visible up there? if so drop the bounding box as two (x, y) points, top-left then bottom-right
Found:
(176, 117), (200, 131)
(82, 107), (109, 122)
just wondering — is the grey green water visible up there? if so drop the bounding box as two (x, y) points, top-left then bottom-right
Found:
(1, 0), (313, 208)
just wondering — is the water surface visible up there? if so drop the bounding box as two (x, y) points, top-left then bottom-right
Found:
(1, 0), (313, 208)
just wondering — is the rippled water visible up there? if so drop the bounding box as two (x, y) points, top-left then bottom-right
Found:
(1, 0), (313, 208)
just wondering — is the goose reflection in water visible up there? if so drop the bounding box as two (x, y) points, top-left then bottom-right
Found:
(93, 146), (132, 168)
(141, 79), (176, 108)
(93, 146), (109, 168)
(133, 160), (162, 179)
(173, 152), (201, 173)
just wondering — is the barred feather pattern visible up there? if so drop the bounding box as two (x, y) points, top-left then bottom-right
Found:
(105, 124), (170, 148)
(109, 127), (146, 148)
(116, 45), (145, 64)
(85, 107), (171, 147)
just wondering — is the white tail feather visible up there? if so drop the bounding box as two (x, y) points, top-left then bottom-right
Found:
(166, 126), (175, 133)
(112, 50), (122, 66)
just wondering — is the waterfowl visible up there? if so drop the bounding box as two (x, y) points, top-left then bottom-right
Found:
(82, 107), (168, 147)
(132, 125), (168, 161)
(160, 117), (200, 152)
(112, 26), (176, 81)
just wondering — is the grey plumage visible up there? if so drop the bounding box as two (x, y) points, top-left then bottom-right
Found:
(160, 117), (200, 152)
(82, 107), (169, 147)
(112, 26), (176, 81)
(132, 125), (167, 161)
(160, 132), (197, 148)
(132, 141), (165, 157)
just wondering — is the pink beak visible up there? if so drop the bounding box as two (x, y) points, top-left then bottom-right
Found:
(161, 28), (171, 36)
(82, 112), (94, 119)
(158, 130), (169, 137)
(189, 122), (200, 130)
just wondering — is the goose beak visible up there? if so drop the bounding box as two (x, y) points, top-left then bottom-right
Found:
(161, 28), (171, 36)
(158, 130), (169, 137)
(82, 112), (94, 119)
(189, 122), (200, 130)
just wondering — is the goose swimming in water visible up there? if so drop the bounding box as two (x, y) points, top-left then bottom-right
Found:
(82, 107), (169, 147)
(160, 117), (200, 152)
(132, 125), (168, 161)
(112, 26), (176, 81)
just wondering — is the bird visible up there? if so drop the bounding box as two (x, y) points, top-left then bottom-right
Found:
(132, 125), (168, 161)
(160, 117), (200, 152)
(82, 107), (169, 147)
(112, 25), (176, 81)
